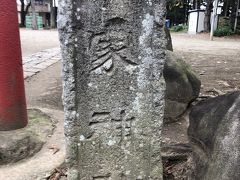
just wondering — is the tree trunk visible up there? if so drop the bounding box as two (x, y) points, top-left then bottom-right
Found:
(193, 0), (201, 9)
(223, 0), (229, 17)
(230, 0), (238, 29)
(58, 0), (166, 179)
(204, 0), (213, 32)
(25, 2), (31, 17)
(196, 0), (201, 9)
(31, 0), (38, 30)
(193, 0), (196, 9)
(20, 1), (32, 27)
(20, 0), (25, 27)
(50, 0), (56, 28)
(234, 0), (240, 32)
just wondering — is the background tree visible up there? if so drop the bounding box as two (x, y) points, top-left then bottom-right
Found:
(167, 0), (239, 32)
(166, 0), (206, 26)
(30, 0), (38, 30)
(167, 0), (188, 25)
(50, 0), (56, 28)
(204, 0), (213, 32)
(222, 0), (230, 17)
(193, 0), (202, 9)
(19, 0), (31, 27)
(230, 0), (239, 30)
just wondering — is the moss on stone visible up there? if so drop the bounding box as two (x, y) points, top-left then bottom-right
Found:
(0, 109), (54, 165)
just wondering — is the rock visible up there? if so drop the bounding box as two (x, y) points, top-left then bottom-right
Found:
(0, 109), (54, 165)
(164, 51), (201, 123)
(188, 91), (240, 180)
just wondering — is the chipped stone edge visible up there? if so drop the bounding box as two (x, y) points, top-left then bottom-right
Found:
(58, 0), (79, 179)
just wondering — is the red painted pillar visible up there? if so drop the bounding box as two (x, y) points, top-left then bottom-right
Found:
(0, 1), (28, 131)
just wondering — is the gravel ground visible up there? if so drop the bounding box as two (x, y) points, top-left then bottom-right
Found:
(20, 29), (60, 57)
(163, 32), (240, 146)
(172, 32), (240, 96)
(163, 32), (240, 179)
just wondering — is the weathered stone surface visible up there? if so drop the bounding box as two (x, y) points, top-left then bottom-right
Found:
(58, 0), (166, 179)
(164, 51), (201, 123)
(188, 91), (240, 180)
(0, 109), (54, 165)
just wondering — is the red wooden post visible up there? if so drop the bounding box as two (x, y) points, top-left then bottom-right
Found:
(0, 1), (28, 131)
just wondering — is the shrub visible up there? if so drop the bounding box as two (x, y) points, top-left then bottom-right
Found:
(214, 27), (234, 37)
(170, 25), (187, 32)
(235, 29), (240, 35)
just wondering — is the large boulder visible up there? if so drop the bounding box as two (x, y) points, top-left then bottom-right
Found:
(164, 51), (201, 123)
(188, 91), (240, 180)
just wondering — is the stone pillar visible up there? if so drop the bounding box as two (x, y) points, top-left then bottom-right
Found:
(0, 1), (28, 131)
(58, 0), (166, 179)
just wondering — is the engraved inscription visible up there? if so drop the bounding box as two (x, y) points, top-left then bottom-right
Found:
(93, 173), (111, 180)
(89, 110), (135, 139)
(112, 110), (135, 137)
(89, 31), (138, 73)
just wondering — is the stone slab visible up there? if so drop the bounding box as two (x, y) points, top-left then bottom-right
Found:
(58, 0), (166, 179)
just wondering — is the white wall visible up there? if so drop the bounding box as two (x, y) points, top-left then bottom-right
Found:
(197, 11), (205, 33)
(188, 11), (198, 35)
(188, 11), (206, 34)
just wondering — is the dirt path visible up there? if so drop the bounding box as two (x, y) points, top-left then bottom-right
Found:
(25, 61), (63, 110)
(0, 30), (64, 180)
(20, 29), (60, 57)
(0, 108), (65, 180)
(0, 62), (65, 180)
(163, 33), (240, 146)
(172, 33), (240, 96)
(162, 33), (240, 179)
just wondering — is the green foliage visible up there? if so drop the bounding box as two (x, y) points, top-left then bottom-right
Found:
(170, 24), (188, 32)
(171, 25), (183, 32)
(167, 0), (185, 10)
(167, 0), (187, 26)
(235, 29), (240, 35)
(218, 17), (230, 28)
(214, 27), (234, 37)
(215, 16), (238, 36)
